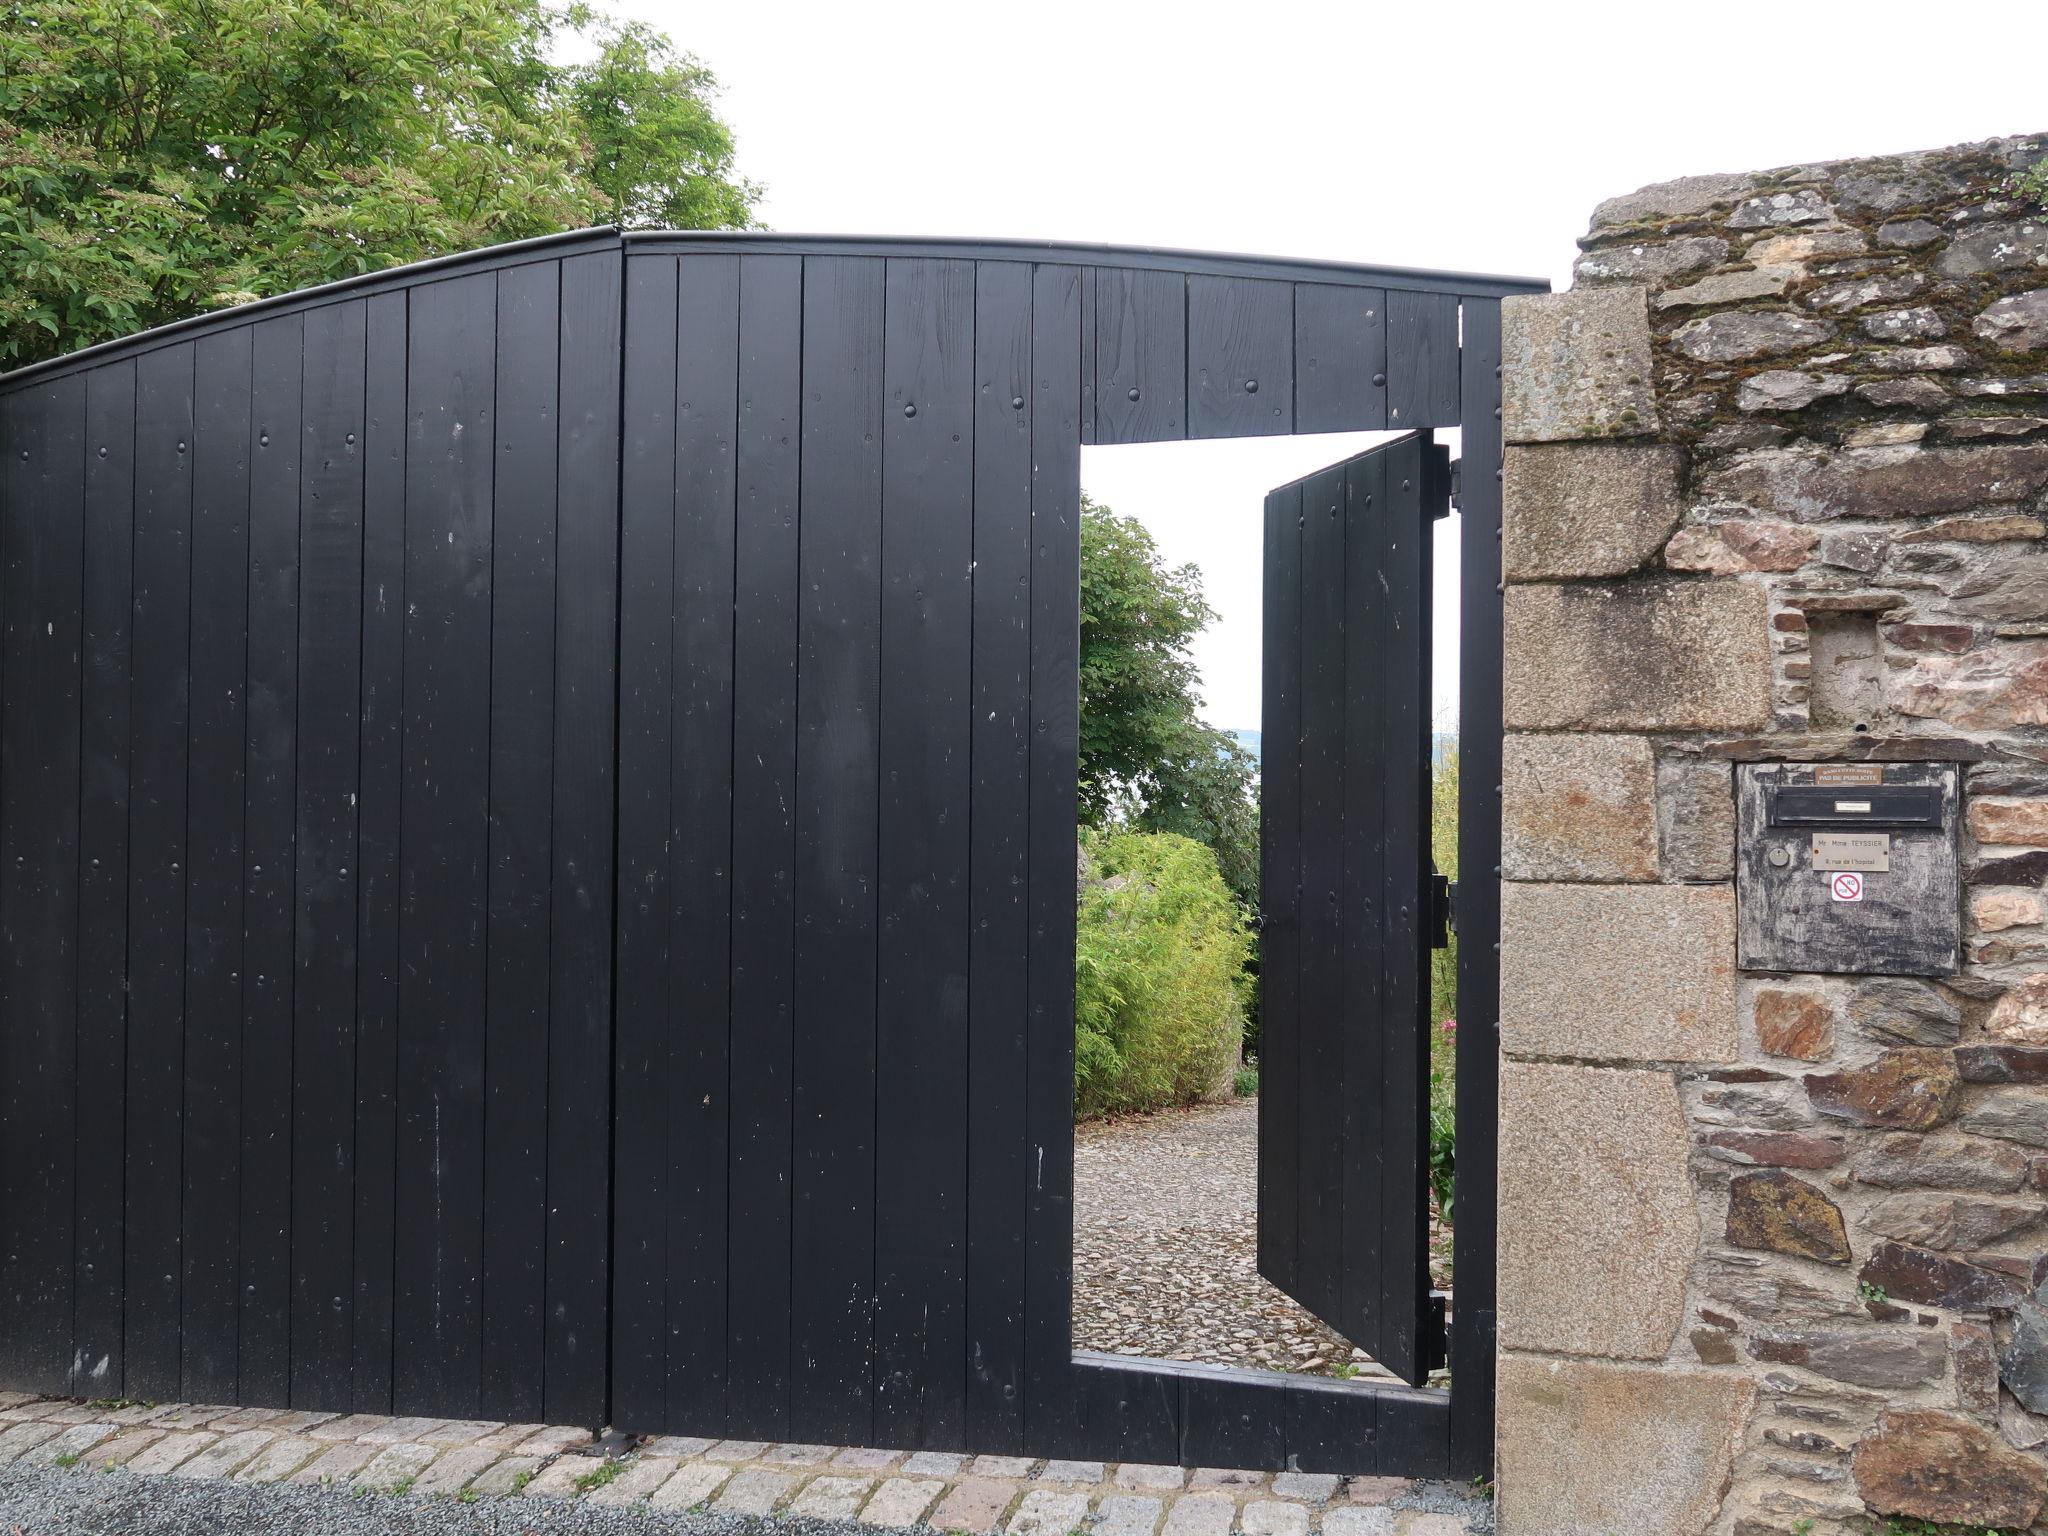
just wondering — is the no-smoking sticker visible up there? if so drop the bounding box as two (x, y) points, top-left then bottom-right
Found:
(1830, 872), (1864, 902)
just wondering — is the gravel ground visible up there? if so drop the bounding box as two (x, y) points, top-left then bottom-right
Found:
(1072, 1097), (1447, 1381)
(0, 1461), (807, 1536)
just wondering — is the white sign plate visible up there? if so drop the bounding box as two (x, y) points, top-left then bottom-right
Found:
(1812, 832), (1891, 873)
(1830, 871), (1865, 902)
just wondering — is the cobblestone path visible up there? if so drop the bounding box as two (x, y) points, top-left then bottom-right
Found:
(1073, 1098), (1405, 1380)
(0, 1393), (1487, 1534)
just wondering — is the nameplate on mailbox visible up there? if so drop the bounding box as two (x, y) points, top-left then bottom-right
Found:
(1812, 832), (1891, 873)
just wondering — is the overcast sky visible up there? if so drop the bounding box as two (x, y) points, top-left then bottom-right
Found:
(636, 0), (2046, 732)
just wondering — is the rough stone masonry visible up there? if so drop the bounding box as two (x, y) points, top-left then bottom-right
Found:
(1496, 134), (2048, 1536)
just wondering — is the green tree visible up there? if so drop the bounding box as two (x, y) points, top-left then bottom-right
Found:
(0, 0), (758, 367)
(1078, 494), (1259, 910)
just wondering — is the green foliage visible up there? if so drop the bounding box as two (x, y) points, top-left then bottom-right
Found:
(1429, 748), (1459, 1029)
(1881, 1520), (2007, 1536)
(1428, 750), (1458, 1225)
(2015, 160), (2048, 210)
(1858, 1279), (1890, 1306)
(1428, 1052), (1455, 1224)
(0, 0), (758, 366)
(1232, 1064), (1259, 1098)
(573, 1459), (621, 1493)
(1074, 829), (1252, 1120)
(1078, 497), (1259, 913)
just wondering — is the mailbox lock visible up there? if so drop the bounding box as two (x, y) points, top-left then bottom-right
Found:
(1767, 847), (1790, 868)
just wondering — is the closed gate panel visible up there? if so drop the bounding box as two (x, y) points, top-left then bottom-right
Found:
(0, 240), (622, 1425)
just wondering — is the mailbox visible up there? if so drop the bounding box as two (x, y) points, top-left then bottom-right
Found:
(1735, 762), (1960, 976)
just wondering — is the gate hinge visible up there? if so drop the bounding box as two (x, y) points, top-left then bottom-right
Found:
(1428, 872), (1454, 949)
(1424, 1290), (1452, 1375)
(1442, 457), (1460, 517)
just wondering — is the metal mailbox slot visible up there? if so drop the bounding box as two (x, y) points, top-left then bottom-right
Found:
(1736, 762), (1960, 976)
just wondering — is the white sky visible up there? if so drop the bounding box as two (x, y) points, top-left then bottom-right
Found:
(635, 0), (2047, 732)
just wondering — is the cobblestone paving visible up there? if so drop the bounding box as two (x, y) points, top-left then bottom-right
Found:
(0, 1392), (1487, 1534)
(1075, 1098), (1445, 1381)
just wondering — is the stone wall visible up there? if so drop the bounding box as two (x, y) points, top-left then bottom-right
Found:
(1496, 135), (2048, 1536)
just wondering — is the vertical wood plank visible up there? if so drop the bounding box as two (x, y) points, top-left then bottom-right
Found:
(75, 360), (137, 1396)
(1294, 284), (1386, 434)
(1294, 464), (1348, 1328)
(725, 252), (802, 1441)
(1337, 450), (1389, 1360)
(290, 299), (367, 1408)
(481, 260), (558, 1425)
(1022, 263), (1083, 1453)
(124, 343), (195, 1401)
(612, 253), (675, 1432)
(1255, 484), (1301, 1296)
(1094, 268), (1186, 444)
(790, 254), (884, 1447)
(395, 272), (496, 1416)
(964, 261), (1033, 1453)
(1372, 438), (1432, 1383)
(667, 253), (742, 1435)
(351, 289), (408, 1412)
(1386, 292), (1460, 430)
(545, 248), (620, 1429)
(1450, 297), (1504, 1480)
(239, 317), (301, 1405)
(874, 256), (975, 1449)
(1077, 266), (1097, 446)
(0, 374), (85, 1393)
(1187, 277), (1293, 438)
(181, 329), (252, 1403)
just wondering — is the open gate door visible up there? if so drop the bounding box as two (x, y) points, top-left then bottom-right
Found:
(1258, 432), (1448, 1386)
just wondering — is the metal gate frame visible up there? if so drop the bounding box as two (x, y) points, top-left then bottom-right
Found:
(0, 229), (1544, 1478)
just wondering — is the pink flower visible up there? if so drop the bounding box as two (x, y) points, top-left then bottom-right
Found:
(1439, 1018), (1457, 1035)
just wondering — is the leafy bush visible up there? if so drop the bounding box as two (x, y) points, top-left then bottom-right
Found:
(1428, 750), (1459, 1222)
(1074, 829), (1252, 1120)
(1429, 1022), (1456, 1222)
(2018, 160), (2048, 210)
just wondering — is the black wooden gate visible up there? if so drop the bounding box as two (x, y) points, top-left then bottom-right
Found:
(0, 229), (1539, 1476)
(1259, 435), (1446, 1386)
